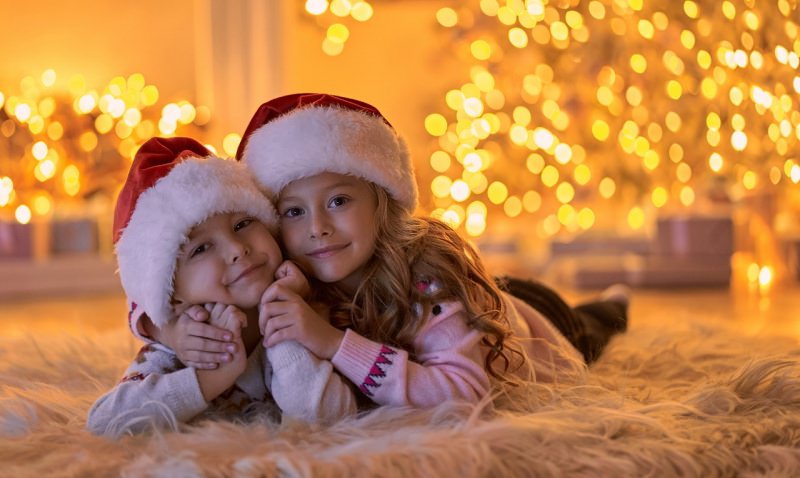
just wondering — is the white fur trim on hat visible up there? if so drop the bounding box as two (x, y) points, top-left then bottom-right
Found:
(115, 157), (277, 328)
(241, 106), (418, 211)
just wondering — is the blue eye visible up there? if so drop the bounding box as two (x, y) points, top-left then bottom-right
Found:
(282, 207), (304, 218)
(329, 195), (349, 208)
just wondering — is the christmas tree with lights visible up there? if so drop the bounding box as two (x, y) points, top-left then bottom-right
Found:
(421, 0), (799, 246)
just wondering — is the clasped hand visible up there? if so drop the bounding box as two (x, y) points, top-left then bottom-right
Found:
(258, 280), (343, 360)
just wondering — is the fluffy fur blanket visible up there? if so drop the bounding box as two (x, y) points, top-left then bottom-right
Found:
(2, 310), (800, 477)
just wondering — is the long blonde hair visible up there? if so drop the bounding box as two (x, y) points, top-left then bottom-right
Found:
(317, 183), (525, 381)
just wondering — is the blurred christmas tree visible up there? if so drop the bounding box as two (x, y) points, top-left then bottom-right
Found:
(422, 0), (799, 239)
(0, 71), (215, 224)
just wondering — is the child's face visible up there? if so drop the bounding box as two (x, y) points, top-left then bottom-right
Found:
(172, 212), (282, 312)
(277, 172), (378, 292)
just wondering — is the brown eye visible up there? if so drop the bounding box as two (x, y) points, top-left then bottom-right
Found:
(190, 243), (210, 258)
(234, 218), (254, 231)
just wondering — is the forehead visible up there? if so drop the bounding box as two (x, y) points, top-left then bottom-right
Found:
(187, 212), (237, 236)
(281, 172), (369, 197)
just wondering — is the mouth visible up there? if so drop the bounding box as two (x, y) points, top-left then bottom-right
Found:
(227, 263), (265, 286)
(307, 243), (348, 259)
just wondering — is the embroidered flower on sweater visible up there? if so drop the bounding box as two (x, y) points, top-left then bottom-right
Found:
(359, 345), (398, 397)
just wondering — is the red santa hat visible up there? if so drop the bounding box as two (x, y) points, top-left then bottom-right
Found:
(113, 136), (278, 328)
(236, 92), (418, 212)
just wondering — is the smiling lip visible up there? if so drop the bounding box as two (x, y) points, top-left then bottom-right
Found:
(307, 244), (348, 259)
(227, 263), (264, 286)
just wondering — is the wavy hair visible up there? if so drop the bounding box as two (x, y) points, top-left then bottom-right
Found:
(317, 183), (526, 381)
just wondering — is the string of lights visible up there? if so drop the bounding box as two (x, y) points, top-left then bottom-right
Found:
(421, 0), (799, 240)
(0, 71), (235, 225)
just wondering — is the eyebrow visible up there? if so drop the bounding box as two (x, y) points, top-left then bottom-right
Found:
(280, 181), (359, 203)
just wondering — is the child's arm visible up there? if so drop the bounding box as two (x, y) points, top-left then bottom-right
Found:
(140, 260), (306, 370)
(260, 272), (358, 423)
(266, 340), (358, 423)
(86, 343), (211, 437)
(145, 305), (240, 370)
(87, 305), (247, 437)
(195, 303), (248, 401)
(264, 298), (491, 408)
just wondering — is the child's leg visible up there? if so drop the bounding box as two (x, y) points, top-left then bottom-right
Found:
(496, 277), (629, 364)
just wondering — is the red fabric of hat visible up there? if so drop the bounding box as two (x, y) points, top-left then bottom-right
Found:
(237, 92), (418, 211)
(113, 137), (210, 244)
(235, 93), (389, 161)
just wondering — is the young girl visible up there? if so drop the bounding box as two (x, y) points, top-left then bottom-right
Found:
(87, 137), (356, 437)
(232, 93), (628, 407)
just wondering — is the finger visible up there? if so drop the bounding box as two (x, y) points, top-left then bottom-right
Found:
(185, 361), (219, 370)
(185, 350), (234, 364)
(186, 337), (237, 354)
(187, 322), (233, 342)
(261, 282), (299, 305)
(211, 302), (228, 318)
(259, 300), (291, 318)
(263, 315), (293, 340)
(222, 306), (247, 331)
(274, 260), (291, 280)
(185, 305), (210, 322)
(264, 328), (292, 348)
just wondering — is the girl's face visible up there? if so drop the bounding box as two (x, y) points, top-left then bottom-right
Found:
(172, 212), (282, 312)
(277, 172), (378, 292)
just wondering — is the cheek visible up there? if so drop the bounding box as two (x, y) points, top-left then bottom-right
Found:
(172, 262), (214, 303)
(279, 226), (304, 256)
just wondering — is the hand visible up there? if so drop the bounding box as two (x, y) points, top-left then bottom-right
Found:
(259, 284), (344, 359)
(196, 303), (248, 402)
(273, 260), (311, 299)
(159, 305), (239, 370)
(205, 302), (248, 336)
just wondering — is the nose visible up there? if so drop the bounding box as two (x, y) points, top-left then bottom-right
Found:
(309, 211), (332, 239)
(226, 237), (249, 263)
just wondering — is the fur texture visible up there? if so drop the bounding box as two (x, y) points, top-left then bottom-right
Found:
(242, 106), (418, 211)
(115, 157), (278, 328)
(2, 311), (799, 477)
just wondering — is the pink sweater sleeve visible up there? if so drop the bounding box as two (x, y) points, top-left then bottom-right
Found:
(330, 300), (490, 407)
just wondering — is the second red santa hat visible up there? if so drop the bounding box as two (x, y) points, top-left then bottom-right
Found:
(236, 92), (418, 212)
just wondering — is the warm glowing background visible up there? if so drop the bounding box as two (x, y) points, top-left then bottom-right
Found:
(0, 0), (798, 300)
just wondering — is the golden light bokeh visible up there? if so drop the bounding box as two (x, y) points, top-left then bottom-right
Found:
(422, 0), (799, 239)
(0, 71), (212, 222)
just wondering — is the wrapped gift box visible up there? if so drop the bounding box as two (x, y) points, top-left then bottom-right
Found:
(553, 214), (734, 289)
(50, 218), (99, 255)
(653, 214), (733, 258)
(0, 221), (33, 259)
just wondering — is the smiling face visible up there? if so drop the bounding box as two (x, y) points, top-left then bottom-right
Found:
(172, 212), (282, 312)
(277, 172), (379, 292)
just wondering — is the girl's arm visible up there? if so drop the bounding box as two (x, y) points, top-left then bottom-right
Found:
(262, 294), (492, 408)
(329, 300), (491, 407)
(267, 340), (358, 423)
(260, 277), (358, 422)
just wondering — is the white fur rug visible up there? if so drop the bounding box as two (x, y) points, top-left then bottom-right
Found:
(2, 313), (800, 477)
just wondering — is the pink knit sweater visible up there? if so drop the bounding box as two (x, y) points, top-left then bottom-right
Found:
(331, 282), (587, 407)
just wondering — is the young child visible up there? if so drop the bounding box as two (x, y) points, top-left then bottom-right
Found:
(86, 137), (356, 437)
(231, 93), (628, 408)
